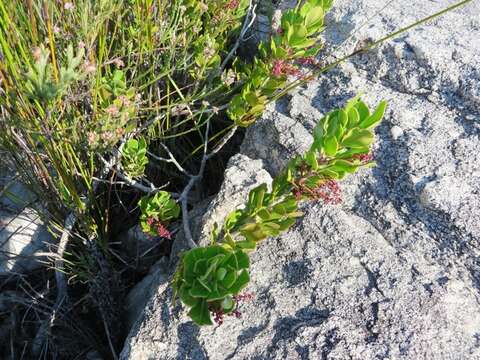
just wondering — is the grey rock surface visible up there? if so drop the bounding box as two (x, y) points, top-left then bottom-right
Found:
(122, 205), (480, 359)
(124, 257), (170, 331)
(121, 1), (480, 359)
(241, 110), (314, 177)
(0, 207), (52, 275)
(0, 165), (54, 276)
(0, 170), (53, 275)
(195, 154), (272, 246)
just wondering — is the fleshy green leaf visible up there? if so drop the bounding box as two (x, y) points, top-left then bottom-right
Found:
(179, 284), (199, 307)
(220, 270), (237, 289)
(188, 300), (212, 326)
(235, 240), (257, 250)
(347, 107), (360, 128)
(304, 7), (324, 34)
(341, 129), (374, 148)
(354, 101), (370, 121)
(235, 251), (250, 270)
(358, 100), (387, 129)
(323, 136), (338, 156)
(229, 270), (250, 294)
(189, 280), (211, 298)
(305, 150), (319, 169)
(216, 267), (227, 281)
(221, 296), (235, 313)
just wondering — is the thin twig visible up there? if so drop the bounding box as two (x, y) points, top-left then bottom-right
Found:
(148, 144), (192, 177)
(53, 213), (76, 311)
(32, 213), (75, 356)
(219, 0), (258, 73)
(0, 175), (20, 198)
(327, 0), (396, 59)
(177, 120), (210, 248)
(269, 0), (474, 104)
(99, 156), (168, 194)
(101, 312), (119, 360)
(175, 122), (238, 248)
(206, 126), (238, 160)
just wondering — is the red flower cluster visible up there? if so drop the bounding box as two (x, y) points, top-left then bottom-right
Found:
(293, 179), (342, 204)
(312, 180), (342, 204)
(210, 292), (255, 325)
(226, 0), (239, 9)
(272, 59), (300, 77)
(211, 307), (241, 325)
(211, 308), (226, 325)
(233, 292), (255, 302)
(297, 56), (317, 66)
(146, 217), (172, 239)
(353, 153), (374, 163)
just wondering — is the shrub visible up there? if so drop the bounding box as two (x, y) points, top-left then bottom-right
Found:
(0, 0), (470, 355)
(0, 0), (331, 226)
(175, 245), (250, 325)
(139, 191), (180, 237)
(121, 138), (149, 179)
(172, 97), (387, 325)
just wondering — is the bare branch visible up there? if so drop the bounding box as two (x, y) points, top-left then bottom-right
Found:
(178, 120), (211, 248)
(172, 120), (238, 249)
(220, 0), (258, 73)
(148, 144), (192, 177)
(99, 156), (167, 194)
(206, 126), (238, 160)
(32, 212), (75, 356)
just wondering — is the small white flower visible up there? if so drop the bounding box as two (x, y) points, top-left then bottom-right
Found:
(101, 131), (114, 142)
(32, 47), (42, 61)
(64, 2), (74, 10)
(87, 132), (97, 146)
(105, 105), (119, 117)
(119, 95), (131, 107)
(203, 46), (215, 59)
(221, 70), (236, 86)
(84, 62), (96, 74)
(113, 58), (125, 68)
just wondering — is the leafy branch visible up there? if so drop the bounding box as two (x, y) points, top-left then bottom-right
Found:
(168, 97), (386, 325)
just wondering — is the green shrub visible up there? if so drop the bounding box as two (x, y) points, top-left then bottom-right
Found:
(0, 0), (469, 345)
(0, 0), (330, 223)
(173, 98), (387, 325)
(175, 245), (250, 325)
(121, 138), (149, 179)
(139, 191), (180, 237)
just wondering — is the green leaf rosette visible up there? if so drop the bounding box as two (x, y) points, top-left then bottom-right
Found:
(175, 245), (250, 325)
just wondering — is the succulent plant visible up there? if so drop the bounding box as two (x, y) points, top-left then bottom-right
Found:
(121, 138), (149, 179)
(175, 97), (387, 326)
(227, 0), (332, 126)
(139, 191), (180, 237)
(286, 97), (387, 201)
(174, 245), (251, 325)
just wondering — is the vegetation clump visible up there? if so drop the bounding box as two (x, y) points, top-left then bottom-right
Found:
(0, 0), (470, 357)
(172, 97), (386, 325)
